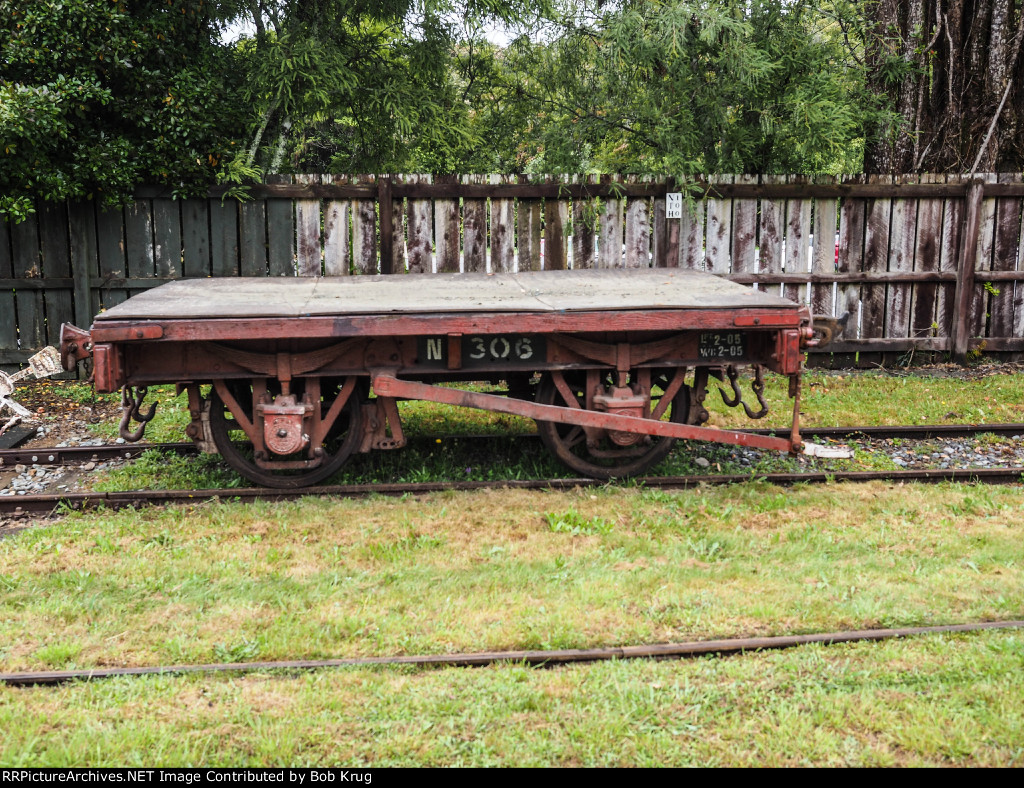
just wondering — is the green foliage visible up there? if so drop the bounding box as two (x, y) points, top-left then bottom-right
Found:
(1, 0), (880, 215)
(473, 0), (876, 175)
(236, 1), (552, 173)
(0, 0), (248, 220)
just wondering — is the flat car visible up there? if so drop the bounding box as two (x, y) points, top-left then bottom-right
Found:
(59, 269), (821, 487)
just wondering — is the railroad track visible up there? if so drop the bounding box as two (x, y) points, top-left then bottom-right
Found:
(2, 423), (1023, 517)
(3, 619), (1021, 687)
(2, 422), (1023, 468)
(3, 467), (1023, 518)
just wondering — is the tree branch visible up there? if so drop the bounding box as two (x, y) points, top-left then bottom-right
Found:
(246, 96), (280, 167)
(969, 19), (1024, 175)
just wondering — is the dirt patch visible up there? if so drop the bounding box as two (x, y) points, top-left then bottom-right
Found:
(6, 379), (121, 450)
(1, 381), (127, 507)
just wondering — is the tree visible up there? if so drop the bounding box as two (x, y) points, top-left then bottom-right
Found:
(863, 0), (1024, 173)
(0, 0), (247, 221)
(0, 1), (554, 218)
(230, 1), (552, 173)
(469, 0), (875, 176)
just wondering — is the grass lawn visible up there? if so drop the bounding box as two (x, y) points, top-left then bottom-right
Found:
(2, 480), (1023, 765)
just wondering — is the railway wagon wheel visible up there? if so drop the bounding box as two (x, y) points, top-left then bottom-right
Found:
(209, 378), (363, 488)
(536, 369), (691, 479)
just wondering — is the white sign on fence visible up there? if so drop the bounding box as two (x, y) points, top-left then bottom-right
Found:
(666, 192), (682, 219)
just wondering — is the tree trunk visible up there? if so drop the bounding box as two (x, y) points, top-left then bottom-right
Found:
(864, 0), (1024, 173)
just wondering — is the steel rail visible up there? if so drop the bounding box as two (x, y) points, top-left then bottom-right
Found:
(2, 620), (1020, 687)
(2, 423), (1023, 468)
(0, 443), (194, 467)
(3, 467), (1023, 518)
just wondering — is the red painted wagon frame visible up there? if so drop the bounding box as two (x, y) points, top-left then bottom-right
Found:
(59, 272), (822, 487)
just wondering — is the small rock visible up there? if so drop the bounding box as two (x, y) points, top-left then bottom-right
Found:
(81, 462), (96, 472)
(14, 464), (26, 475)
(694, 457), (711, 469)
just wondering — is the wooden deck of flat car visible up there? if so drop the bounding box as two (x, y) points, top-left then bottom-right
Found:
(61, 270), (814, 487)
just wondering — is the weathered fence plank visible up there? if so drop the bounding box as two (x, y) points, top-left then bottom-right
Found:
(406, 174), (433, 275)
(295, 174), (322, 276)
(180, 200), (210, 282)
(970, 174), (999, 339)
(886, 174), (918, 343)
(434, 175), (460, 273)
(784, 175), (812, 303)
(758, 175), (785, 296)
(97, 206), (130, 311)
(239, 200), (268, 277)
(597, 190), (623, 269)
(68, 203), (98, 331)
(0, 218), (15, 357)
(153, 198), (181, 278)
(490, 174), (515, 273)
(543, 175), (568, 270)
(652, 184), (674, 268)
(952, 181), (985, 360)
(732, 175), (757, 277)
(624, 178), (650, 269)
(678, 195), (703, 270)
(811, 175), (838, 316)
(211, 199), (240, 278)
(37, 202), (73, 349)
(937, 174), (965, 339)
(1014, 180), (1024, 347)
(517, 180), (543, 272)
(351, 175), (376, 275)
(125, 199), (155, 280)
(266, 175), (295, 276)
(836, 174), (866, 342)
(990, 172), (1022, 340)
(706, 175), (732, 274)
(11, 213), (45, 351)
(386, 176), (405, 275)
(861, 174), (893, 354)
(572, 175), (598, 270)
(323, 175), (351, 276)
(463, 174), (487, 273)
(910, 173), (944, 348)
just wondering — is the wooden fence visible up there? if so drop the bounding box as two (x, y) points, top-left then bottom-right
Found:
(2, 173), (1023, 373)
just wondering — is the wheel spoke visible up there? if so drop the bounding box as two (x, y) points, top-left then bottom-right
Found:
(562, 426), (586, 449)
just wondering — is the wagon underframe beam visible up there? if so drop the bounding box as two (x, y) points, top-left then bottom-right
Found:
(371, 373), (803, 455)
